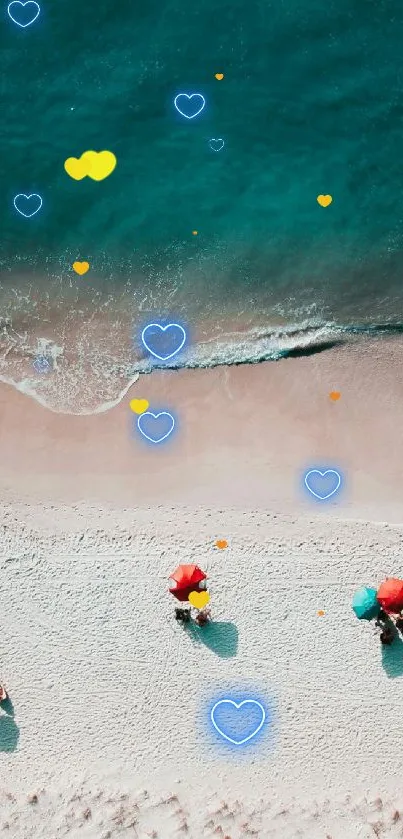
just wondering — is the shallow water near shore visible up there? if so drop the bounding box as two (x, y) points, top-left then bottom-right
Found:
(2, 0), (403, 411)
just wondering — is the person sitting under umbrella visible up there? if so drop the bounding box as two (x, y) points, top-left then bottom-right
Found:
(375, 610), (396, 645)
(352, 588), (395, 645)
(195, 607), (211, 627)
(169, 564), (208, 623)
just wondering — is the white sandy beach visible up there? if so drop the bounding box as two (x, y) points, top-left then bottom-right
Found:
(2, 340), (403, 837)
(2, 504), (403, 837)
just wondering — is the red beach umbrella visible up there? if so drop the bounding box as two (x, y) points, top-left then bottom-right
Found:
(377, 578), (403, 613)
(168, 564), (207, 602)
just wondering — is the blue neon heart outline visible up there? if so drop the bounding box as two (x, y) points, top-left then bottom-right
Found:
(7, 0), (40, 27)
(174, 93), (206, 119)
(13, 193), (43, 217)
(209, 138), (225, 151)
(141, 323), (187, 361)
(304, 469), (341, 500)
(33, 357), (51, 373)
(211, 699), (266, 745)
(137, 411), (175, 444)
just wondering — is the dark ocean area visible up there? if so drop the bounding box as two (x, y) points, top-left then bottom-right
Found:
(1, 0), (403, 411)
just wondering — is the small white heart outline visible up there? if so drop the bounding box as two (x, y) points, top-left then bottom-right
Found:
(208, 138), (225, 151)
(174, 93), (206, 120)
(13, 193), (43, 217)
(7, 0), (40, 27)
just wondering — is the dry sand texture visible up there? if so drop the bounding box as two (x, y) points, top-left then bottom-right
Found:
(2, 504), (403, 837)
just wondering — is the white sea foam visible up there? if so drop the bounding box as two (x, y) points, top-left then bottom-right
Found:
(0, 318), (357, 414)
(0, 320), (347, 414)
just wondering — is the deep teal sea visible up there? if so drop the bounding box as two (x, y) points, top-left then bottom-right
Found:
(1, 0), (403, 410)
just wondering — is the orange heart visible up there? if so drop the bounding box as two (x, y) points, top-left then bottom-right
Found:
(215, 73), (224, 80)
(73, 261), (90, 275)
(215, 539), (228, 549)
(329, 391), (341, 401)
(317, 194), (332, 207)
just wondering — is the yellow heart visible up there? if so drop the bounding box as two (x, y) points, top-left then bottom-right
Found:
(215, 73), (224, 80)
(83, 150), (117, 181)
(317, 194), (333, 207)
(64, 156), (91, 180)
(129, 398), (149, 415)
(188, 591), (210, 609)
(72, 261), (90, 275)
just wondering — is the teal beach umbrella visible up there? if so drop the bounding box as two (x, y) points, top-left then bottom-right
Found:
(352, 586), (381, 621)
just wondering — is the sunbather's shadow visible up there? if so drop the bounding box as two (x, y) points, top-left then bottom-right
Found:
(186, 620), (238, 658)
(382, 631), (403, 678)
(0, 714), (19, 752)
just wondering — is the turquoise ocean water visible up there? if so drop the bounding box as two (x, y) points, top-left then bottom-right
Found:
(1, 0), (403, 411)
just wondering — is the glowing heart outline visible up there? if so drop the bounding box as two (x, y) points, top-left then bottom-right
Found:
(209, 138), (225, 152)
(174, 93), (206, 120)
(304, 469), (341, 500)
(13, 193), (43, 217)
(141, 323), (187, 361)
(137, 411), (175, 444)
(211, 699), (266, 745)
(7, 0), (40, 27)
(33, 356), (51, 374)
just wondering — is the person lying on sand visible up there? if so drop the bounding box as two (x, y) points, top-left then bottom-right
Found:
(380, 626), (395, 645)
(175, 608), (191, 623)
(374, 611), (396, 644)
(0, 685), (7, 702)
(395, 614), (403, 633)
(375, 609), (388, 627)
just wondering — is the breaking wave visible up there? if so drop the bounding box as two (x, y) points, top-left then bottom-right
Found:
(0, 316), (400, 415)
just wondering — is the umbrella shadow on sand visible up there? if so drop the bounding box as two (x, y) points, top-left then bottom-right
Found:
(1, 695), (15, 718)
(382, 632), (403, 678)
(0, 711), (19, 752)
(185, 620), (238, 658)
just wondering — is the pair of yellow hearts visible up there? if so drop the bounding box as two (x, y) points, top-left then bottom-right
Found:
(188, 591), (210, 609)
(64, 150), (117, 181)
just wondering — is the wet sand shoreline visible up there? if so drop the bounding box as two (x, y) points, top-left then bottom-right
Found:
(0, 337), (402, 521)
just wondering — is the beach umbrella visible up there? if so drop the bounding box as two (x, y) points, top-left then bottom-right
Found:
(377, 578), (403, 613)
(352, 586), (381, 621)
(168, 564), (207, 602)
